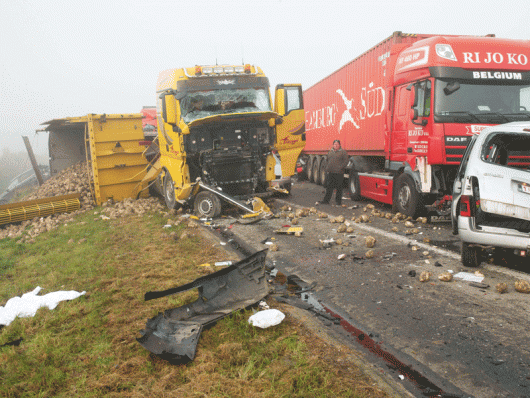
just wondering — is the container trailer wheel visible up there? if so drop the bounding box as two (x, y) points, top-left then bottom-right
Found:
(194, 191), (222, 218)
(163, 173), (178, 209)
(319, 157), (327, 187)
(306, 156), (315, 182)
(394, 174), (421, 217)
(348, 172), (361, 201)
(313, 156), (322, 185)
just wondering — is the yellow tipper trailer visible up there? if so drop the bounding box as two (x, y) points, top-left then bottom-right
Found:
(42, 114), (150, 206)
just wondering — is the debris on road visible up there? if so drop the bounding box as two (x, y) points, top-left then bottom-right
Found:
(338, 254), (347, 260)
(438, 272), (453, 282)
(453, 272), (484, 283)
(365, 249), (375, 258)
(248, 309), (285, 328)
(365, 236), (376, 248)
(514, 280), (530, 293)
(138, 250), (269, 364)
(496, 283), (509, 294)
(419, 271), (432, 282)
(269, 244), (279, 252)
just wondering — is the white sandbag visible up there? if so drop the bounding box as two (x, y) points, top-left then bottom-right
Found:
(0, 286), (86, 326)
(248, 309), (285, 329)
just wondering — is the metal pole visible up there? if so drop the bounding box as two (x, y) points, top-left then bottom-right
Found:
(22, 136), (44, 186)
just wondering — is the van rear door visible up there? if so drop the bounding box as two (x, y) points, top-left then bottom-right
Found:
(478, 132), (530, 221)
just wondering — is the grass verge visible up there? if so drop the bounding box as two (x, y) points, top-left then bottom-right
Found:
(0, 207), (389, 397)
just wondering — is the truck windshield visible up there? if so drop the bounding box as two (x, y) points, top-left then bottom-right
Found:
(181, 88), (271, 123)
(434, 80), (530, 124)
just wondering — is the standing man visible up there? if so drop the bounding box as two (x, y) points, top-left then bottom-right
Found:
(320, 139), (349, 205)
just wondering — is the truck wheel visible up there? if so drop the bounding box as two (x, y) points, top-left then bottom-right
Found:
(307, 156), (315, 183)
(319, 157), (327, 187)
(194, 191), (222, 218)
(462, 242), (482, 267)
(394, 174), (421, 217)
(349, 172), (361, 201)
(163, 173), (178, 209)
(313, 156), (322, 185)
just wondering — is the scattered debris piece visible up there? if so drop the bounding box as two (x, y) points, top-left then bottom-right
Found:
(215, 261), (233, 266)
(404, 221), (414, 228)
(248, 309), (285, 328)
(0, 286), (86, 326)
(274, 226), (303, 235)
(408, 270), (417, 277)
(434, 261), (443, 267)
(419, 271), (432, 282)
(469, 282), (490, 289)
(269, 244), (279, 252)
(337, 225), (347, 233)
(515, 280), (530, 294)
(337, 254), (347, 260)
(365, 249), (375, 258)
(453, 272), (484, 283)
(365, 236), (376, 248)
(320, 238), (335, 248)
(496, 283), (509, 294)
(382, 252), (397, 261)
(258, 300), (270, 310)
(138, 250), (268, 364)
(438, 272), (453, 282)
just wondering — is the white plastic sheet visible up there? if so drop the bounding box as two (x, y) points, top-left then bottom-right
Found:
(453, 272), (484, 283)
(248, 309), (285, 329)
(0, 286), (86, 326)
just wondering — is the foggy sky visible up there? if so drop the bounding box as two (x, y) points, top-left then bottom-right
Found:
(1, 0), (528, 158)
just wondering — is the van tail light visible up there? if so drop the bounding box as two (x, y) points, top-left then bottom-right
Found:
(460, 195), (472, 217)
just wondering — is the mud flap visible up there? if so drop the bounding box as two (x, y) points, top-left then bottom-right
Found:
(137, 249), (269, 364)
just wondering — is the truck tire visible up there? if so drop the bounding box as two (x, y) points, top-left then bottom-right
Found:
(307, 156), (315, 183)
(394, 174), (422, 217)
(194, 191), (222, 218)
(461, 242), (482, 267)
(163, 173), (178, 209)
(313, 156), (322, 185)
(319, 157), (327, 187)
(349, 172), (361, 201)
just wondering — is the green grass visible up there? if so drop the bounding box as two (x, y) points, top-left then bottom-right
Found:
(0, 207), (388, 398)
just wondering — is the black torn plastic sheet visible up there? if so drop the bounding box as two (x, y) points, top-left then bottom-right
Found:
(137, 249), (269, 364)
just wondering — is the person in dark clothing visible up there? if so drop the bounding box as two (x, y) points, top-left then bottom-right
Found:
(320, 139), (349, 205)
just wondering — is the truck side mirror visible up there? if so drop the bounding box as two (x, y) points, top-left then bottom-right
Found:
(274, 88), (286, 115)
(164, 95), (178, 125)
(407, 84), (418, 108)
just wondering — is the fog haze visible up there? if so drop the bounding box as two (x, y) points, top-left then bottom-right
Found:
(1, 0), (528, 158)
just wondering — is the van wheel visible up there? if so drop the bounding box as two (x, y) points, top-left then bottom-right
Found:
(394, 174), (421, 217)
(349, 172), (361, 200)
(313, 156), (322, 185)
(163, 173), (178, 209)
(319, 157), (327, 187)
(462, 242), (482, 267)
(194, 191), (222, 218)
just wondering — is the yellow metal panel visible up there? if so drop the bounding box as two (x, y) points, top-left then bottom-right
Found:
(86, 114), (149, 205)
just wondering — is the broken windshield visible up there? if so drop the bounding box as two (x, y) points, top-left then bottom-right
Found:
(181, 88), (271, 123)
(434, 80), (530, 123)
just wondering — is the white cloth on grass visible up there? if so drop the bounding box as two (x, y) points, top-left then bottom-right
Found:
(248, 309), (285, 329)
(0, 286), (86, 326)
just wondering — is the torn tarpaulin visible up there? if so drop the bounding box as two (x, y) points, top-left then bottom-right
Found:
(137, 249), (269, 364)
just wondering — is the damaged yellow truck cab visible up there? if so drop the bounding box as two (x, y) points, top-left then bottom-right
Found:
(155, 64), (305, 216)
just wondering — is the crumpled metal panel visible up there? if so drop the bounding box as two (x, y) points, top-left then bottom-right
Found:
(137, 249), (269, 364)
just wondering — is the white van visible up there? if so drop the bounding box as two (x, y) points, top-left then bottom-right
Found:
(451, 122), (530, 267)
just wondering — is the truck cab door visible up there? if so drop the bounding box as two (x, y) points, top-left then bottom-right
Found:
(273, 84), (306, 177)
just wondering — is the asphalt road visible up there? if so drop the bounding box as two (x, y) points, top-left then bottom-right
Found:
(218, 179), (530, 398)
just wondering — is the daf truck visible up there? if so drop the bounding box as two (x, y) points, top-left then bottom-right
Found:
(302, 31), (530, 218)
